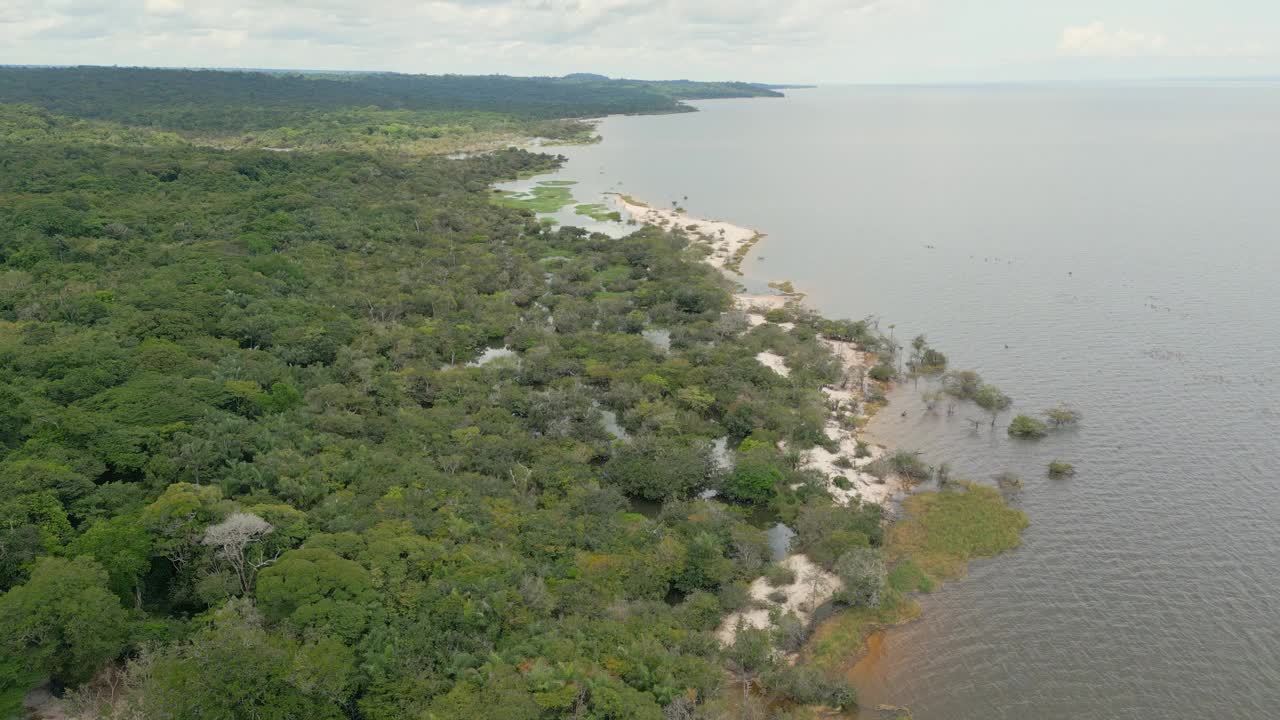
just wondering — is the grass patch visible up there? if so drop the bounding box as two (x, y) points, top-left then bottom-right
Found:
(574, 203), (623, 222)
(887, 482), (1029, 583)
(798, 483), (1026, 676)
(887, 559), (934, 594)
(803, 589), (921, 675)
(493, 183), (575, 213)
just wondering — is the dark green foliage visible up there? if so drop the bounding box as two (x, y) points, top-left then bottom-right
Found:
(603, 436), (715, 500)
(1007, 414), (1049, 438)
(0, 83), (881, 716)
(1048, 461), (1077, 477)
(723, 449), (784, 505)
(762, 664), (857, 709)
(0, 557), (127, 691)
(794, 499), (883, 570)
(0, 67), (779, 132)
(868, 363), (897, 382)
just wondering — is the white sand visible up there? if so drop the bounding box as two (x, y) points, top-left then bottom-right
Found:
(611, 194), (762, 273)
(616, 191), (908, 647)
(716, 553), (842, 647)
(755, 351), (790, 377)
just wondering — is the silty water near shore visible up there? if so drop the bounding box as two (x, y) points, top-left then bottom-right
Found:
(534, 83), (1280, 719)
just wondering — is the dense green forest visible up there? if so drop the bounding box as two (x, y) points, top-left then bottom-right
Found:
(0, 69), (1024, 720)
(0, 67), (779, 132)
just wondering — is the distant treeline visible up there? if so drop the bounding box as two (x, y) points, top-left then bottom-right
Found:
(0, 66), (781, 132)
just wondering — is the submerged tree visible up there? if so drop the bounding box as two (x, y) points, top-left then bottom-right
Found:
(974, 384), (1012, 428)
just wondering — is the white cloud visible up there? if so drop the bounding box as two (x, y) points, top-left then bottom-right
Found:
(1059, 21), (1168, 57)
(144, 0), (186, 16)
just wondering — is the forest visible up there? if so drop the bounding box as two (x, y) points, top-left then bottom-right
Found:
(0, 68), (1022, 720)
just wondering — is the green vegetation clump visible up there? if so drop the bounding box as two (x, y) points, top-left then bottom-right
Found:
(573, 203), (623, 222)
(1008, 414), (1049, 437)
(868, 363), (897, 382)
(865, 450), (931, 484)
(799, 480), (1027, 685)
(1048, 461), (1077, 477)
(764, 564), (797, 587)
(493, 181), (576, 213)
(887, 483), (1029, 582)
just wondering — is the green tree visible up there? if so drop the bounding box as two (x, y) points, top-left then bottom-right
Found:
(256, 548), (373, 641)
(134, 600), (345, 720)
(974, 384), (1012, 428)
(0, 557), (127, 695)
(67, 515), (153, 607)
(602, 436), (714, 501)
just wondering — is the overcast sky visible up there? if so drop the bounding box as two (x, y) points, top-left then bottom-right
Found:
(3, 0), (1278, 83)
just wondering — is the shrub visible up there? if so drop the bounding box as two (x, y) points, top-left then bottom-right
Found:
(764, 563), (796, 587)
(1048, 461), (1076, 477)
(868, 364), (896, 382)
(771, 611), (808, 654)
(794, 499), (883, 569)
(833, 548), (885, 608)
(866, 450), (931, 483)
(920, 347), (948, 371)
(833, 476), (852, 490)
(942, 370), (984, 399)
(1045, 405), (1082, 427)
(724, 459), (785, 505)
(766, 589), (788, 605)
(762, 665), (856, 709)
(1007, 414), (1048, 438)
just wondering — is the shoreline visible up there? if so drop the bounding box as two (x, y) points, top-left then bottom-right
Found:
(611, 192), (911, 655)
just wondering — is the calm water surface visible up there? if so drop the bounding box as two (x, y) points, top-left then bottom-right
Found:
(539, 84), (1280, 719)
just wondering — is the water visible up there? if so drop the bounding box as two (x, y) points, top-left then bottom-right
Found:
(537, 84), (1280, 719)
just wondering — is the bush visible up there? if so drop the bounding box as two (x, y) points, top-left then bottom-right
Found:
(1045, 405), (1082, 427)
(865, 450), (931, 483)
(764, 563), (797, 588)
(920, 347), (948, 371)
(1048, 461), (1076, 477)
(794, 499), (883, 569)
(832, 476), (852, 490)
(833, 548), (885, 608)
(1007, 414), (1048, 438)
(868, 364), (897, 382)
(767, 589), (788, 604)
(771, 611), (807, 653)
(762, 665), (856, 709)
(942, 370), (984, 399)
(724, 458), (784, 505)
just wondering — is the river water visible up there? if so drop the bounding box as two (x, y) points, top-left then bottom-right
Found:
(535, 84), (1280, 719)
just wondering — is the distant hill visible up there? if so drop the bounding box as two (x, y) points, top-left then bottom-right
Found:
(0, 66), (781, 133)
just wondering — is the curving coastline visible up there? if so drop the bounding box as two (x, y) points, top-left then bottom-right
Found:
(609, 188), (1029, 717)
(609, 193), (910, 649)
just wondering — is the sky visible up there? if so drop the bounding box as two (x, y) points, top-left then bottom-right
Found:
(2, 0), (1278, 83)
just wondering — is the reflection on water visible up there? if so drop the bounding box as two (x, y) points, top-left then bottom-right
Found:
(765, 522), (796, 562)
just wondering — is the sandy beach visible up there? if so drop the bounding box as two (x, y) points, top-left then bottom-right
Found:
(614, 192), (907, 649)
